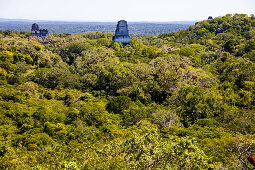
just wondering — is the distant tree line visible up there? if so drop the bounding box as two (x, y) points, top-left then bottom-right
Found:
(0, 22), (191, 37)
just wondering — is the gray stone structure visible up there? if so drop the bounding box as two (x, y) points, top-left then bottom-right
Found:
(31, 23), (40, 36)
(113, 20), (130, 45)
(31, 23), (48, 39)
(39, 29), (48, 39)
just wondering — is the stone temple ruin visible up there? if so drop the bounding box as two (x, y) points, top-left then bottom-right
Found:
(113, 20), (130, 45)
(31, 23), (48, 39)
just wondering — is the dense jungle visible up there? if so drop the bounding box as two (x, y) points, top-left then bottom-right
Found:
(0, 14), (255, 169)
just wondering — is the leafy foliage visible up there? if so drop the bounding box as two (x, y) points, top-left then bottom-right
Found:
(0, 14), (255, 169)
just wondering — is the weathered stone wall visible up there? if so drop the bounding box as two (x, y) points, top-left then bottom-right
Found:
(31, 23), (48, 39)
(31, 23), (40, 36)
(113, 20), (130, 45)
(39, 29), (48, 39)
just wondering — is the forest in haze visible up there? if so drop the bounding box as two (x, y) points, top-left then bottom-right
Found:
(0, 13), (255, 169)
(0, 20), (193, 37)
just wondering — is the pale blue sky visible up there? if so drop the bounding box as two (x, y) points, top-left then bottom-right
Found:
(0, 0), (254, 21)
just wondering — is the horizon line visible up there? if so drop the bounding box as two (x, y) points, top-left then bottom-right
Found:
(0, 17), (199, 23)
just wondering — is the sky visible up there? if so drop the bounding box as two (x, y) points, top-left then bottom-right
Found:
(0, 0), (254, 22)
